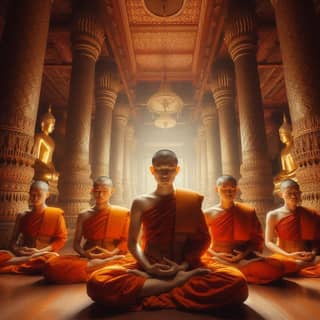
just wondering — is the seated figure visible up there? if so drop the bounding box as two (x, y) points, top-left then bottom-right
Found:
(33, 106), (59, 199)
(266, 179), (320, 277)
(86, 150), (248, 312)
(44, 176), (130, 284)
(204, 175), (286, 284)
(274, 114), (297, 194)
(0, 181), (67, 274)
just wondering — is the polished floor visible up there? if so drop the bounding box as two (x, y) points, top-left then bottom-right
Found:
(1, 273), (319, 320)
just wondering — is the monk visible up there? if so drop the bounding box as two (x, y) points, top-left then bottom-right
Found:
(87, 150), (248, 311)
(0, 180), (67, 274)
(204, 175), (286, 284)
(44, 176), (130, 284)
(265, 179), (320, 277)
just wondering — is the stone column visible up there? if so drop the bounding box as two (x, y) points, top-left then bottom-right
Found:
(224, 0), (274, 220)
(194, 135), (201, 192)
(123, 124), (135, 207)
(59, 1), (104, 228)
(0, 0), (52, 247)
(272, 0), (320, 210)
(198, 126), (208, 199)
(91, 59), (121, 179)
(201, 104), (222, 206)
(210, 59), (240, 179)
(110, 103), (130, 205)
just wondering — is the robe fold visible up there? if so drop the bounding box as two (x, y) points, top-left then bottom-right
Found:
(44, 205), (130, 284)
(271, 206), (320, 277)
(0, 207), (67, 274)
(87, 189), (248, 311)
(207, 203), (286, 284)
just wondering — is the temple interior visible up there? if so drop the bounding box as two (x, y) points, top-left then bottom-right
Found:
(0, 0), (320, 319)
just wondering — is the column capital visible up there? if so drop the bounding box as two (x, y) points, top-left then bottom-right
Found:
(201, 104), (217, 127)
(95, 59), (121, 109)
(210, 59), (235, 108)
(71, 2), (104, 61)
(113, 103), (130, 127)
(126, 124), (135, 141)
(224, 0), (257, 61)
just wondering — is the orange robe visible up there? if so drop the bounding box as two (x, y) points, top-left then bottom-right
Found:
(0, 207), (67, 274)
(207, 203), (286, 284)
(87, 190), (248, 311)
(44, 205), (131, 284)
(271, 206), (320, 277)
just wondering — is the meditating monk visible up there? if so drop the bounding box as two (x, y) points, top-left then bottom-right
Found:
(266, 179), (320, 277)
(0, 180), (66, 274)
(204, 175), (286, 284)
(44, 176), (130, 284)
(87, 150), (248, 311)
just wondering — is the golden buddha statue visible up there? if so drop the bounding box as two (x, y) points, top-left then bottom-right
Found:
(33, 106), (59, 199)
(274, 114), (297, 193)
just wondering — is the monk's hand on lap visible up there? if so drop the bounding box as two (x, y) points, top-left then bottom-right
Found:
(215, 252), (236, 263)
(145, 262), (173, 278)
(17, 247), (39, 256)
(288, 251), (314, 262)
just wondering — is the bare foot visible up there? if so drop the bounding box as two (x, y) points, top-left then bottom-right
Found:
(174, 268), (211, 286)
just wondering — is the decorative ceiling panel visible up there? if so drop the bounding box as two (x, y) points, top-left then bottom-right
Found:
(132, 31), (196, 53)
(136, 54), (193, 71)
(126, 0), (201, 25)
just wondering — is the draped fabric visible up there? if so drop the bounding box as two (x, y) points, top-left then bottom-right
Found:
(87, 190), (248, 311)
(0, 207), (66, 274)
(207, 203), (285, 284)
(271, 207), (320, 277)
(44, 206), (130, 284)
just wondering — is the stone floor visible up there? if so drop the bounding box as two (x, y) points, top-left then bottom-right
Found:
(0, 273), (319, 320)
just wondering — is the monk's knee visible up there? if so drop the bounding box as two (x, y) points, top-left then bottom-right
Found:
(87, 268), (146, 308)
(232, 274), (248, 303)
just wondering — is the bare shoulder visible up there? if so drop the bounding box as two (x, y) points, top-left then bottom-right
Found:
(131, 193), (157, 213)
(203, 204), (222, 218)
(266, 207), (287, 221)
(78, 208), (95, 222)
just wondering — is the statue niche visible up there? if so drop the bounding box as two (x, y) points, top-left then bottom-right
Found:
(33, 106), (59, 201)
(274, 114), (297, 194)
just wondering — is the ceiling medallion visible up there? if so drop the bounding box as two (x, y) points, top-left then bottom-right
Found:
(143, 0), (186, 18)
(147, 81), (183, 129)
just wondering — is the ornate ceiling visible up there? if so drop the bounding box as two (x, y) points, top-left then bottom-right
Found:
(0, 0), (298, 125)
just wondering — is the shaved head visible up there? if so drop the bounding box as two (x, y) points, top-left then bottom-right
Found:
(30, 180), (49, 192)
(280, 179), (300, 192)
(152, 149), (178, 166)
(216, 175), (237, 187)
(93, 176), (113, 188)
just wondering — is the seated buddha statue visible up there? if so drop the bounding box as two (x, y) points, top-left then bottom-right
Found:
(33, 106), (59, 199)
(274, 114), (297, 194)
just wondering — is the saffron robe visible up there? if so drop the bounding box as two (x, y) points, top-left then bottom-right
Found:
(206, 203), (286, 284)
(0, 207), (67, 274)
(271, 206), (320, 277)
(44, 205), (130, 283)
(87, 189), (248, 311)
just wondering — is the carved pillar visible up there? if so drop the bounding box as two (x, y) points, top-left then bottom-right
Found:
(201, 104), (222, 206)
(123, 125), (135, 207)
(110, 103), (130, 205)
(272, 0), (320, 209)
(0, 0), (51, 247)
(224, 0), (274, 220)
(194, 135), (201, 191)
(210, 59), (240, 179)
(91, 59), (121, 179)
(59, 1), (104, 228)
(198, 126), (208, 199)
